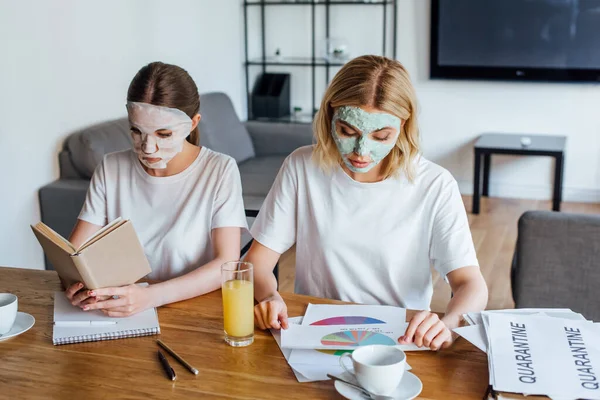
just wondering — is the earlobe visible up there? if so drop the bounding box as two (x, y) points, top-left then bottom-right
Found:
(191, 113), (201, 130)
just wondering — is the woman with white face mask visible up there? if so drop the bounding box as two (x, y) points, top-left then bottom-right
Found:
(64, 62), (247, 317)
(247, 55), (488, 351)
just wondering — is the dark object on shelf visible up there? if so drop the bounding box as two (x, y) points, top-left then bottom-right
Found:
(430, 0), (600, 83)
(472, 133), (566, 215)
(243, 0), (398, 123)
(251, 73), (291, 119)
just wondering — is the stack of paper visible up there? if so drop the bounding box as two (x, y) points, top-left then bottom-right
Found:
(271, 304), (427, 382)
(454, 309), (600, 399)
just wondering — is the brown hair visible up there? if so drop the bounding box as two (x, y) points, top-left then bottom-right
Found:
(313, 55), (420, 180)
(127, 62), (200, 145)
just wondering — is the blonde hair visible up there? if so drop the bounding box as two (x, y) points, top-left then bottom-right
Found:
(313, 55), (420, 180)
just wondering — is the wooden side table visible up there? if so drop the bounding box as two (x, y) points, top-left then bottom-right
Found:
(472, 133), (567, 214)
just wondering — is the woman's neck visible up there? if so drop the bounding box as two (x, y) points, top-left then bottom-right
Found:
(141, 141), (201, 177)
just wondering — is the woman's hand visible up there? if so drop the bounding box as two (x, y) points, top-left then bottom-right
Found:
(81, 284), (154, 317)
(398, 311), (456, 351)
(254, 294), (289, 330)
(65, 282), (103, 307)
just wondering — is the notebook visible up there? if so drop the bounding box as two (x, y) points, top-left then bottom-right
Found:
(52, 288), (160, 345)
(31, 217), (151, 290)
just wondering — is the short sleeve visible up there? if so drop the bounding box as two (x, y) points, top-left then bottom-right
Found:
(78, 160), (108, 226)
(430, 178), (479, 278)
(250, 155), (298, 254)
(211, 159), (249, 230)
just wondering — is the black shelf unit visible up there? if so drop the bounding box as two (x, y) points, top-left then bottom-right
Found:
(243, 0), (398, 122)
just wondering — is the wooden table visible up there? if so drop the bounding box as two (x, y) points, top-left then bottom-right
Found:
(0, 267), (489, 399)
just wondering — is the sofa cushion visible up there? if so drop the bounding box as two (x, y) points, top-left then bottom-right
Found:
(65, 118), (132, 179)
(238, 155), (286, 197)
(198, 92), (255, 163)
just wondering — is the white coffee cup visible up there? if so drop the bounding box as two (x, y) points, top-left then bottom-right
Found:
(339, 345), (406, 396)
(0, 293), (18, 334)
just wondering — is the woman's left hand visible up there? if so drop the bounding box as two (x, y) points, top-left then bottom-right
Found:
(82, 284), (154, 317)
(397, 311), (455, 351)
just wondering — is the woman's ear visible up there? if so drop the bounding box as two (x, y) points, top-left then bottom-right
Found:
(191, 113), (201, 131)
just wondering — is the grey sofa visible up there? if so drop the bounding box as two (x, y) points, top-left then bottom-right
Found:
(39, 92), (313, 269)
(512, 210), (600, 321)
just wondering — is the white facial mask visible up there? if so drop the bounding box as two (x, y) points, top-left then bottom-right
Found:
(126, 102), (193, 169)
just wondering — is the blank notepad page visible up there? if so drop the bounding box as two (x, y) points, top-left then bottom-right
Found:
(53, 290), (160, 345)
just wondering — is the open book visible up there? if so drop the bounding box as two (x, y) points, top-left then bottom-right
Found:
(31, 218), (151, 289)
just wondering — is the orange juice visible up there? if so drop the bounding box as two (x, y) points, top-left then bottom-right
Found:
(222, 279), (254, 338)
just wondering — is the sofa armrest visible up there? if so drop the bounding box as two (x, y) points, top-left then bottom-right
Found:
(38, 179), (90, 269)
(244, 121), (314, 157)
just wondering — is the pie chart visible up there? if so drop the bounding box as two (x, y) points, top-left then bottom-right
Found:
(321, 330), (396, 347)
(319, 349), (352, 356)
(310, 316), (386, 326)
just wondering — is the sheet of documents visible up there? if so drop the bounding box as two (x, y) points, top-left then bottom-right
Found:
(488, 313), (600, 399)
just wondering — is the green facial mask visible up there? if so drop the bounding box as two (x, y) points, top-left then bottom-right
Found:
(331, 106), (401, 173)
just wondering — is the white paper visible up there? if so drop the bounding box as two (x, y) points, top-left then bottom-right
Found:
(271, 317), (357, 382)
(271, 316), (418, 383)
(282, 322), (408, 350)
(488, 313), (600, 399)
(453, 324), (488, 352)
(52, 288), (160, 345)
(457, 310), (587, 354)
(270, 317), (315, 382)
(301, 303), (406, 326)
(482, 312), (495, 385)
(465, 308), (577, 326)
(270, 316), (303, 361)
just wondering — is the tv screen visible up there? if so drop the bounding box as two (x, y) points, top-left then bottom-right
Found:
(430, 0), (600, 82)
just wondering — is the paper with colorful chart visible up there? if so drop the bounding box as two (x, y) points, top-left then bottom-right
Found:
(300, 303), (406, 326)
(281, 304), (426, 351)
(272, 305), (419, 382)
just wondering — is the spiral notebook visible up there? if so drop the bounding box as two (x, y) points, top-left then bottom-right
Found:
(52, 289), (160, 345)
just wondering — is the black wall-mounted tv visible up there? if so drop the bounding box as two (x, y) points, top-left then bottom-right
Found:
(430, 0), (600, 82)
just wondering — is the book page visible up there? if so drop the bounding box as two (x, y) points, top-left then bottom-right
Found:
(33, 222), (76, 253)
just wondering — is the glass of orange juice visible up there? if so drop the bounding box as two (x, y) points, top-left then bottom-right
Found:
(221, 261), (254, 347)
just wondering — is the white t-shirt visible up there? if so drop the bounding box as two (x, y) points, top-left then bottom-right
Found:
(79, 148), (248, 281)
(251, 146), (479, 310)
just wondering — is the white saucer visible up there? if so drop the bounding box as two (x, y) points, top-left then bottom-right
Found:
(335, 371), (423, 400)
(0, 312), (35, 341)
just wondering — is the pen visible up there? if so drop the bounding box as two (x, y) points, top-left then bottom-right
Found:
(54, 321), (117, 327)
(157, 350), (176, 381)
(157, 339), (199, 375)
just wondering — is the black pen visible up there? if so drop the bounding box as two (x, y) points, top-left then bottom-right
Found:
(157, 350), (176, 381)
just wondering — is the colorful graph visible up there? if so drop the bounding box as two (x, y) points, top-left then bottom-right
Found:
(310, 316), (386, 326)
(321, 330), (396, 347)
(319, 349), (352, 356)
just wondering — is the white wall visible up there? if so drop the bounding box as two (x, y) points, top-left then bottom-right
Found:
(0, 0), (244, 270)
(1, 0), (599, 270)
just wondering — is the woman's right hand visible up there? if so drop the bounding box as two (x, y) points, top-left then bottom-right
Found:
(254, 294), (289, 330)
(65, 282), (94, 307)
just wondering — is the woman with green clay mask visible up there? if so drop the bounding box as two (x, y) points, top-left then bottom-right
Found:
(246, 55), (488, 352)
(331, 105), (401, 175)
